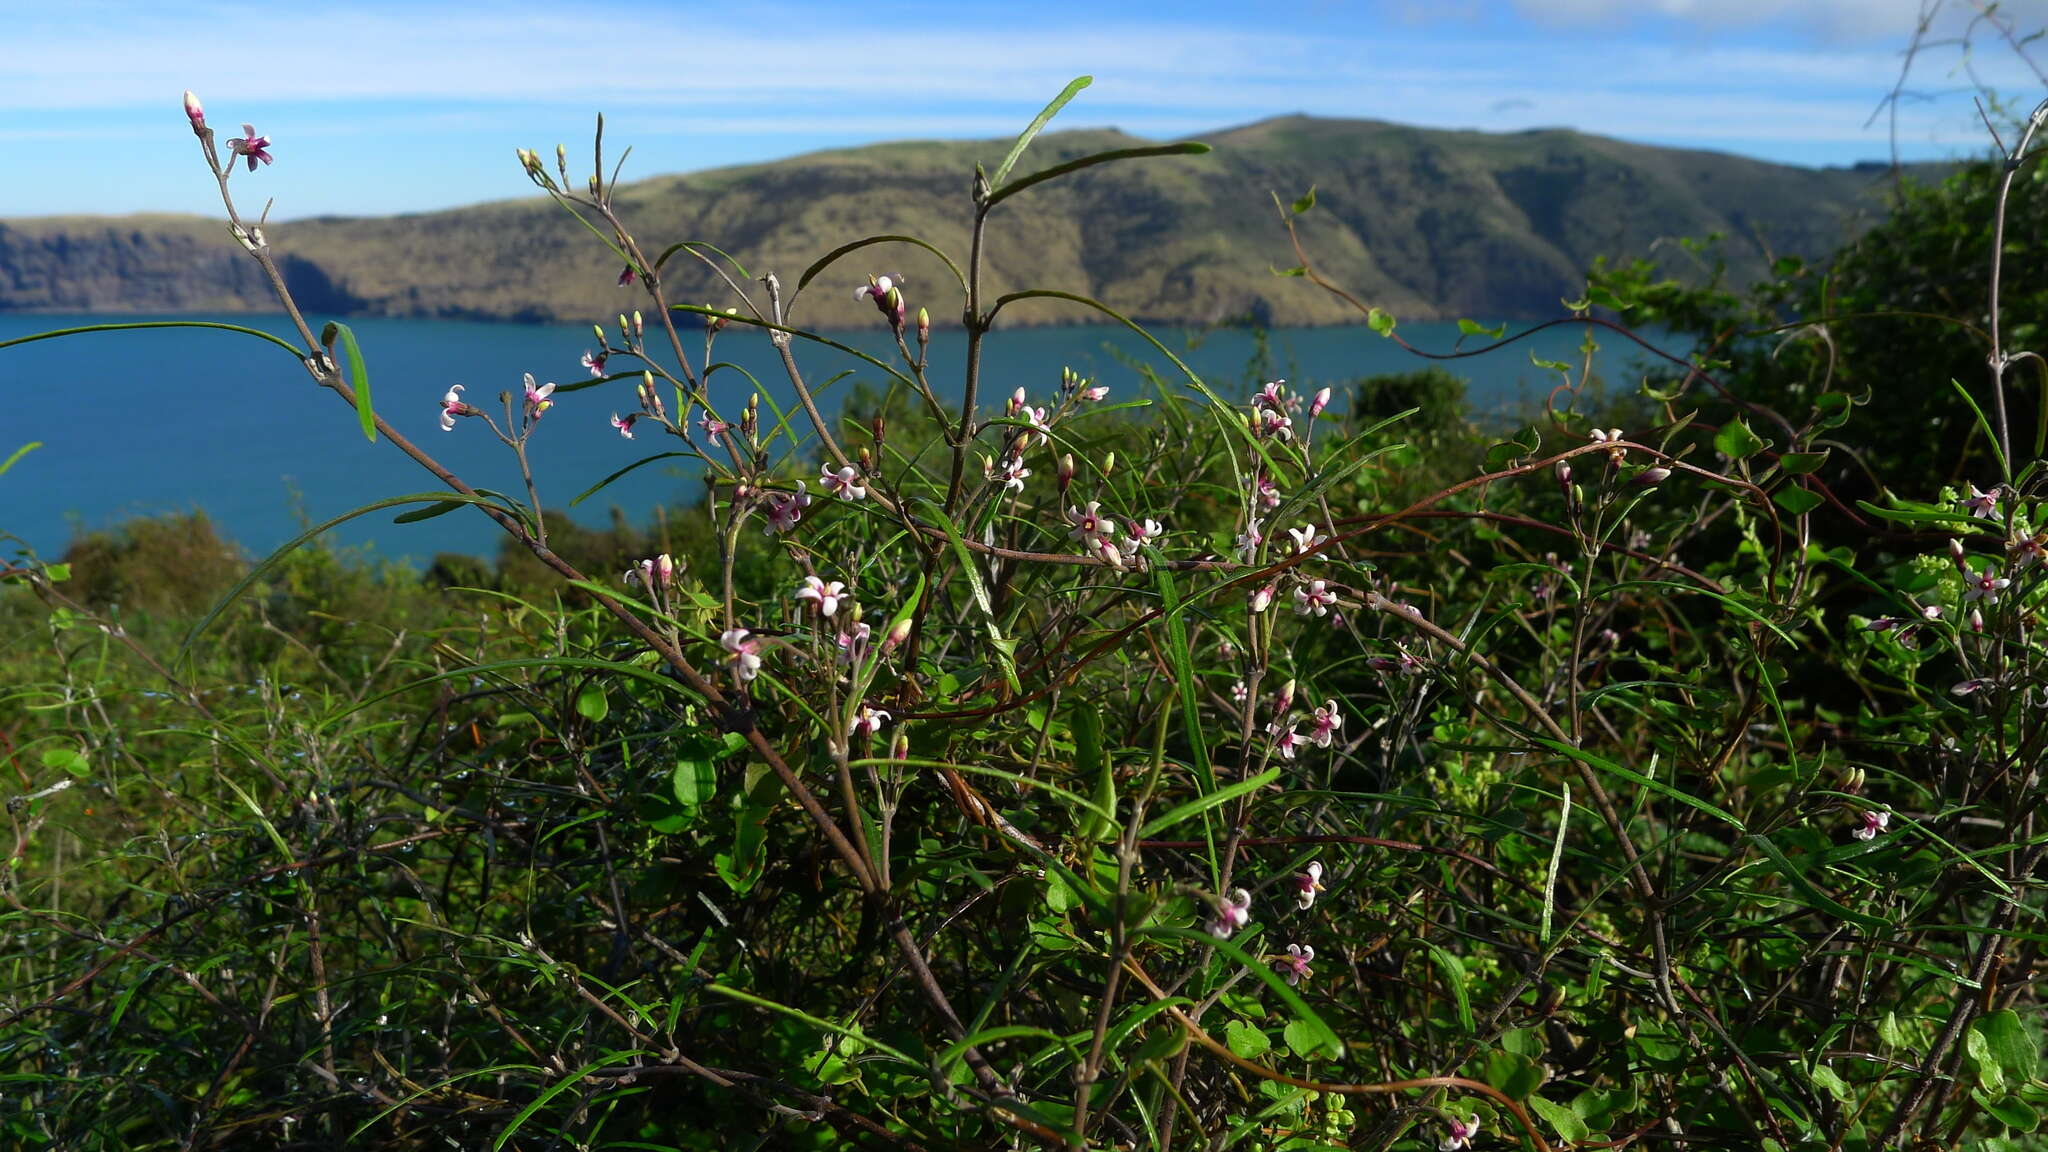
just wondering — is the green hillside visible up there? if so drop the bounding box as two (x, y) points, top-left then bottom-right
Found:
(0, 117), (1921, 327)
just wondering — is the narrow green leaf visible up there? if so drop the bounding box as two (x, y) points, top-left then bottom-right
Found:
(1290, 185), (1316, 214)
(0, 441), (41, 478)
(1138, 768), (1280, 839)
(985, 142), (1210, 210)
(392, 499), (467, 524)
(330, 322), (376, 443)
(991, 76), (1092, 189)
(923, 501), (1019, 694)
(0, 320), (305, 358)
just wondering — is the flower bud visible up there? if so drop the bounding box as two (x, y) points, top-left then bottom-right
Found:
(883, 616), (914, 653)
(1058, 453), (1075, 490)
(182, 90), (206, 131)
(1276, 678), (1297, 713)
(917, 307), (930, 344)
(1636, 466), (1672, 486)
(872, 415), (886, 447)
(1250, 585), (1275, 614)
(655, 553), (675, 587)
(1311, 386), (1331, 417)
(556, 143), (567, 170)
(618, 314), (630, 339)
(1950, 538), (1969, 571)
(632, 310), (644, 338)
(592, 324), (606, 346)
(1103, 452), (1116, 477)
(890, 731), (912, 761)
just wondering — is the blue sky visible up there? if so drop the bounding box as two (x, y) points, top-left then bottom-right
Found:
(2, 0), (2040, 219)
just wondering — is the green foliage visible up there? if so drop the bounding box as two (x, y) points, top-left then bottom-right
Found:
(5, 83), (2048, 1152)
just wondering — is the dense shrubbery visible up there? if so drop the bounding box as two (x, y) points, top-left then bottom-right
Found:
(3, 84), (2047, 1152)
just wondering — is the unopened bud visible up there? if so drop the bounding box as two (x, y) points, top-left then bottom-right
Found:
(1059, 453), (1075, 490)
(1277, 678), (1297, 713)
(1636, 466), (1672, 486)
(1950, 538), (1968, 570)
(917, 307), (930, 344)
(618, 314), (630, 339)
(890, 732), (911, 761)
(872, 415), (887, 447)
(592, 324), (606, 345)
(556, 143), (567, 170)
(883, 616), (914, 652)
(182, 90), (206, 131)
(632, 310), (644, 338)
(1009, 388), (1025, 416)
(1555, 461), (1572, 486)
(859, 446), (872, 471)
(1311, 386), (1332, 417)
(1250, 585), (1275, 614)
(1102, 452), (1116, 477)
(655, 553), (675, 586)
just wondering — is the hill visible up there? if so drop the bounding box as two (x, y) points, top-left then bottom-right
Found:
(0, 117), (1925, 327)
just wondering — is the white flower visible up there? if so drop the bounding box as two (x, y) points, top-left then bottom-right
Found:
(1294, 580), (1338, 617)
(794, 576), (848, 617)
(720, 629), (763, 680)
(819, 464), (867, 501)
(1287, 523), (1326, 555)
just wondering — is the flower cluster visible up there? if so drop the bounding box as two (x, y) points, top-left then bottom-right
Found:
(855, 274), (907, 329)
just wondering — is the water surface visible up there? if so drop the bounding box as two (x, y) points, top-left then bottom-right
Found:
(1, 313), (1651, 563)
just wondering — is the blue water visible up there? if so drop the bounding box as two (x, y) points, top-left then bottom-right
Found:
(0, 313), (1636, 564)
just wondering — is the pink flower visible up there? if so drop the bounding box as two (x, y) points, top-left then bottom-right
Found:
(988, 453), (1031, 493)
(1294, 862), (1325, 910)
(617, 265), (638, 287)
(2009, 532), (2047, 569)
(1252, 407), (1294, 441)
(1236, 518), (1266, 562)
(1230, 680), (1249, 704)
(1269, 720), (1303, 760)
(1065, 501), (1118, 555)
(697, 411), (730, 446)
(439, 384), (467, 432)
(1252, 380), (1291, 412)
(720, 629), (764, 681)
(1852, 810), (1889, 841)
(819, 464), (867, 501)
(836, 621), (873, 665)
(1252, 474), (1283, 510)
(227, 123), (273, 170)
(1277, 943), (1314, 985)
(610, 412), (637, 439)
(1366, 646), (1424, 676)
(1081, 385), (1109, 401)
(1963, 570), (2011, 603)
(1208, 888), (1252, 938)
(582, 349), (608, 377)
(1963, 482), (2002, 519)
(764, 482), (812, 535)
(1441, 1116), (1481, 1151)
(1307, 700), (1342, 747)
(855, 274), (907, 328)
(523, 373), (557, 419)
(795, 575), (848, 617)
(850, 705), (891, 737)
(1293, 580), (1338, 617)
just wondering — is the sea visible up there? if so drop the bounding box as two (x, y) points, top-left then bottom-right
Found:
(1, 313), (1663, 565)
